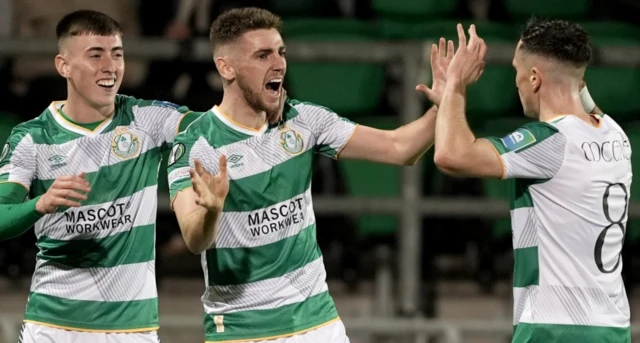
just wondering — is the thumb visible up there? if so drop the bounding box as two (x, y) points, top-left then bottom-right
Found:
(415, 84), (439, 103)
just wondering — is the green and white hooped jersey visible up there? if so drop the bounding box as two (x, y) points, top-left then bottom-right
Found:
(0, 95), (195, 332)
(485, 115), (632, 342)
(168, 98), (357, 342)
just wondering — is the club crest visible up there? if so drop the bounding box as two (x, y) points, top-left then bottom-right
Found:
(112, 127), (141, 159)
(280, 129), (304, 155)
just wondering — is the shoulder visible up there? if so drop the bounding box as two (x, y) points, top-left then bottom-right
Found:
(175, 111), (213, 140)
(7, 111), (51, 143)
(495, 121), (563, 154)
(286, 98), (334, 115)
(599, 114), (626, 133)
(284, 98), (353, 124)
(117, 94), (191, 114)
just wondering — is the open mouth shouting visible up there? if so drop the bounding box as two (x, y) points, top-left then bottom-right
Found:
(265, 78), (282, 96)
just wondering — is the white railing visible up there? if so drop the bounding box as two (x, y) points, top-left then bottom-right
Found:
(1, 38), (639, 333)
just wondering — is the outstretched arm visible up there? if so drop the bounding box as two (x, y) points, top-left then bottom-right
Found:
(338, 105), (437, 166)
(338, 39), (456, 166)
(432, 24), (505, 179)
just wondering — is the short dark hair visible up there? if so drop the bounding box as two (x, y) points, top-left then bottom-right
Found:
(56, 10), (122, 46)
(210, 7), (282, 47)
(519, 17), (591, 67)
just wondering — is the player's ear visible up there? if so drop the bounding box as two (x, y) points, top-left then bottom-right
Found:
(55, 54), (71, 79)
(215, 57), (236, 82)
(530, 67), (541, 93)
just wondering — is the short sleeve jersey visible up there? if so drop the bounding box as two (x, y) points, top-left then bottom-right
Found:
(0, 95), (199, 332)
(167, 98), (357, 342)
(485, 115), (632, 340)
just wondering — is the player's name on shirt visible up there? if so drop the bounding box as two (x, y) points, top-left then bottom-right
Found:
(579, 136), (631, 163)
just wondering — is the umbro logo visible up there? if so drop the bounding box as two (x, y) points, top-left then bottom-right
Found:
(228, 154), (243, 163)
(48, 155), (67, 171)
(228, 154), (244, 169)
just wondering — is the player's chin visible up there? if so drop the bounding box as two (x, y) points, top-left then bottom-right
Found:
(262, 94), (280, 110)
(92, 93), (117, 108)
(262, 100), (280, 115)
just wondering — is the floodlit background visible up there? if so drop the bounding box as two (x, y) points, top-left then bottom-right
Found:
(1, 0), (640, 342)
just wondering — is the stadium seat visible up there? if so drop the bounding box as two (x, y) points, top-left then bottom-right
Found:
(380, 19), (518, 41)
(269, 0), (337, 18)
(339, 116), (401, 236)
(372, 0), (459, 21)
(283, 19), (386, 117)
(583, 67), (640, 122)
(505, 0), (592, 21)
(466, 66), (519, 128)
(579, 21), (640, 46)
(377, 20), (521, 127)
(414, 20), (518, 41)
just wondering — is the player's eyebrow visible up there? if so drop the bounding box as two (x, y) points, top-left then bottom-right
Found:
(86, 46), (123, 53)
(253, 48), (274, 56)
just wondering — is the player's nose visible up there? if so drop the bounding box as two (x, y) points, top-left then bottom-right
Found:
(100, 56), (117, 73)
(272, 55), (286, 72)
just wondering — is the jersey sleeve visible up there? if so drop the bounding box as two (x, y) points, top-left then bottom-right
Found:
(167, 125), (200, 207)
(484, 121), (566, 180)
(132, 99), (200, 147)
(293, 102), (357, 159)
(0, 126), (36, 191)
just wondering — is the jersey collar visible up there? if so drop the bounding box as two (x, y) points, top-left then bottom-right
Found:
(211, 106), (267, 136)
(49, 101), (113, 137)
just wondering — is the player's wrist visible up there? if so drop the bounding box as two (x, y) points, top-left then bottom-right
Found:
(204, 197), (225, 213)
(34, 196), (47, 215)
(444, 78), (466, 94)
(580, 85), (596, 114)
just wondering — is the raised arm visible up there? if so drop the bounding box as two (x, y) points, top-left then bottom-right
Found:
(172, 157), (228, 255)
(430, 24), (507, 178)
(167, 123), (229, 254)
(337, 39), (455, 166)
(433, 24), (566, 180)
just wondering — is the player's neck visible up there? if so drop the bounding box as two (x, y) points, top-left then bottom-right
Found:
(218, 93), (267, 131)
(538, 86), (588, 123)
(64, 92), (115, 124)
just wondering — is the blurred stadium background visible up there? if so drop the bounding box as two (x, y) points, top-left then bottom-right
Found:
(1, 0), (640, 342)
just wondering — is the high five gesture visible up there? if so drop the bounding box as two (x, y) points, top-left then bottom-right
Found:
(446, 24), (487, 87)
(416, 38), (455, 106)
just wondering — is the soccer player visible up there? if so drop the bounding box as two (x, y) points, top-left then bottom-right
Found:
(167, 7), (451, 343)
(0, 10), (200, 343)
(430, 20), (631, 342)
